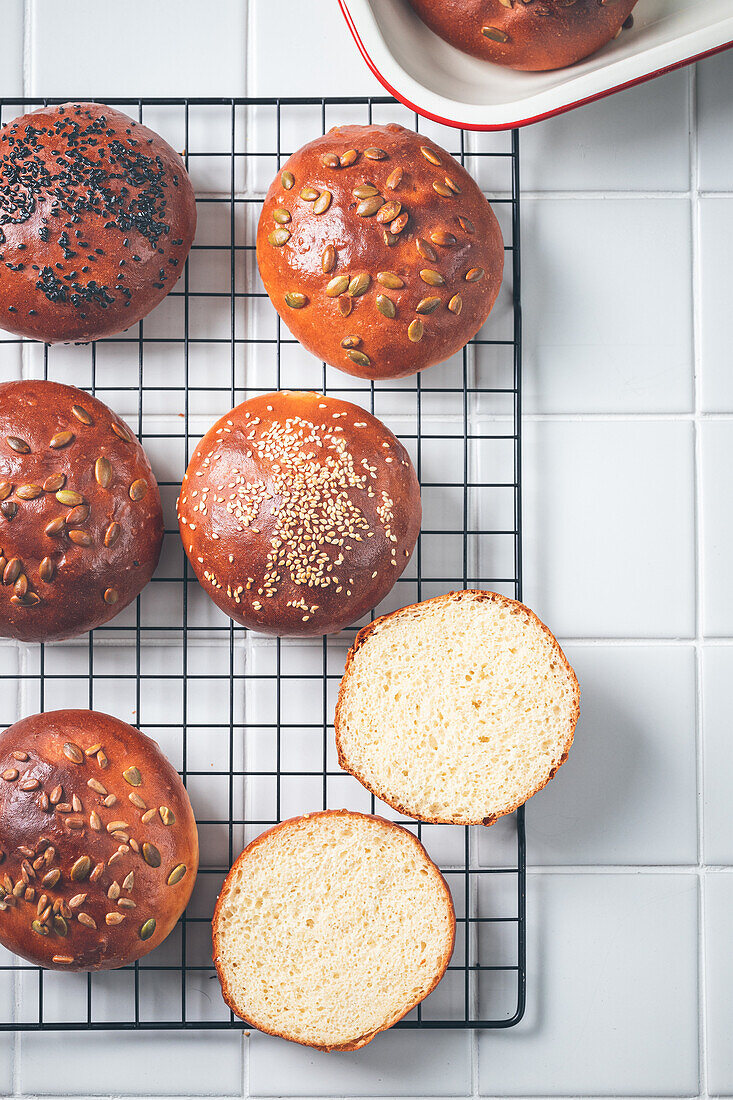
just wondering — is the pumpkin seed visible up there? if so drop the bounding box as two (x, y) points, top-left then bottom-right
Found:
(129, 478), (148, 501)
(14, 574), (28, 598)
(1, 769), (18, 782)
(139, 918), (157, 941)
(142, 843), (161, 868)
(12, 592), (39, 608)
(356, 196), (384, 217)
(376, 200), (401, 225)
(43, 473), (65, 492)
(457, 215), (475, 234)
(63, 742), (83, 765)
(444, 176), (461, 194)
(376, 294), (396, 319)
(66, 504), (90, 526)
(352, 183), (379, 199)
(408, 319), (424, 342)
(433, 180), (454, 198)
(49, 430), (74, 449)
(0, 482), (11, 501)
(281, 170), (294, 190)
(111, 421), (134, 443)
(95, 456), (112, 488)
(340, 336), (361, 349)
(268, 228), (291, 247)
(377, 271), (404, 289)
(6, 436), (29, 454)
(31, 919), (49, 936)
(386, 167), (403, 190)
(383, 231), (399, 247)
(41, 869), (61, 888)
(325, 275), (349, 297)
(312, 190), (332, 215)
(364, 147), (387, 160)
(70, 856), (91, 881)
(53, 915), (68, 937)
(104, 521), (120, 548)
(56, 489), (83, 507)
(284, 292), (309, 309)
(272, 208), (291, 224)
(3, 558), (21, 585)
(348, 273), (371, 297)
(167, 864), (187, 886)
(71, 404), (92, 426)
(103, 588), (118, 605)
(416, 238), (437, 262)
(448, 294), (463, 314)
(300, 186), (319, 201)
(159, 806), (175, 826)
(338, 297), (353, 317)
(465, 267), (485, 282)
(123, 767), (142, 787)
(347, 349), (371, 369)
(420, 269), (445, 286)
(16, 484), (42, 500)
(391, 213), (409, 235)
(38, 557), (55, 583)
(416, 296), (441, 314)
(431, 230), (457, 247)
(68, 530), (92, 547)
(340, 149), (358, 167)
(481, 25), (510, 42)
(420, 146), (441, 166)
(321, 152), (340, 168)
(49, 786), (62, 804)
(1, 501), (18, 520)
(45, 516), (66, 537)
(321, 245), (336, 273)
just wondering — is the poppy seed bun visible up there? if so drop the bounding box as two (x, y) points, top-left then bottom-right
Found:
(0, 710), (198, 971)
(212, 810), (455, 1050)
(335, 590), (580, 825)
(0, 102), (196, 343)
(0, 380), (163, 643)
(256, 124), (503, 380)
(177, 390), (421, 637)
(407, 0), (638, 72)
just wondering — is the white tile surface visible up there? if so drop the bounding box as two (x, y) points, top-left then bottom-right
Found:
(0, 1), (24, 98)
(697, 52), (733, 192)
(699, 198), (733, 412)
(527, 645), (698, 866)
(522, 419), (696, 638)
(28, 0), (248, 97)
(521, 198), (693, 414)
(701, 421), (733, 636)
(518, 68), (691, 193)
(248, 1028), (471, 1097)
(704, 872), (733, 1096)
(478, 873), (699, 1096)
(702, 646), (733, 865)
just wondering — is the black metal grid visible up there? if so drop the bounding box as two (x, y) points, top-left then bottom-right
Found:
(0, 97), (525, 1031)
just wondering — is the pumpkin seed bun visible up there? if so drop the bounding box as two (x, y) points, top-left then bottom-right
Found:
(0, 102), (196, 343)
(0, 709), (198, 971)
(256, 123), (503, 380)
(177, 390), (421, 637)
(406, 0), (638, 72)
(0, 380), (164, 643)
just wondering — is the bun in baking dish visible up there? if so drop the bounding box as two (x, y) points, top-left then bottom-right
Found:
(212, 810), (455, 1050)
(0, 101), (196, 343)
(257, 123), (503, 380)
(0, 709), (198, 971)
(336, 590), (580, 825)
(406, 0), (638, 72)
(177, 390), (421, 636)
(0, 380), (163, 643)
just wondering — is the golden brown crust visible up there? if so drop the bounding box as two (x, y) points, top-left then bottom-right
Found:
(334, 589), (580, 825)
(407, 0), (638, 71)
(212, 809), (455, 1051)
(177, 390), (421, 637)
(0, 710), (198, 971)
(0, 380), (163, 642)
(0, 102), (196, 343)
(256, 124), (503, 380)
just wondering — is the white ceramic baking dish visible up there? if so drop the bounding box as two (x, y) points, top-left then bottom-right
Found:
(338, 0), (733, 130)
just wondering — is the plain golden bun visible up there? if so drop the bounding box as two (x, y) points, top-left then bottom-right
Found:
(0, 380), (163, 643)
(212, 810), (455, 1050)
(0, 710), (198, 971)
(257, 123), (503, 380)
(407, 0), (638, 71)
(178, 390), (421, 636)
(0, 102), (196, 342)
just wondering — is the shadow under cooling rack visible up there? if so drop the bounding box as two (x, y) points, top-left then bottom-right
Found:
(0, 96), (525, 1031)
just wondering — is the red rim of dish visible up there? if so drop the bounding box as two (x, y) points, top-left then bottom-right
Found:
(338, 0), (733, 132)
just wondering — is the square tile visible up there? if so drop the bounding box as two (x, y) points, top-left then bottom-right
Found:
(701, 421), (733, 636)
(527, 644), (698, 865)
(705, 871), (733, 1095)
(521, 198), (693, 414)
(518, 67), (691, 193)
(0, 1031), (12, 1094)
(478, 873), (699, 1096)
(248, 1027), (471, 1097)
(20, 1031), (243, 1094)
(0, 1), (23, 99)
(703, 646), (733, 865)
(29, 0), (247, 96)
(697, 51), (733, 191)
(700, 198), (733, 412)
(522, 420), (695, 638)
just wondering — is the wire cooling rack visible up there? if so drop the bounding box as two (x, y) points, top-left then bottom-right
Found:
(0, 97), (524, 1031)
